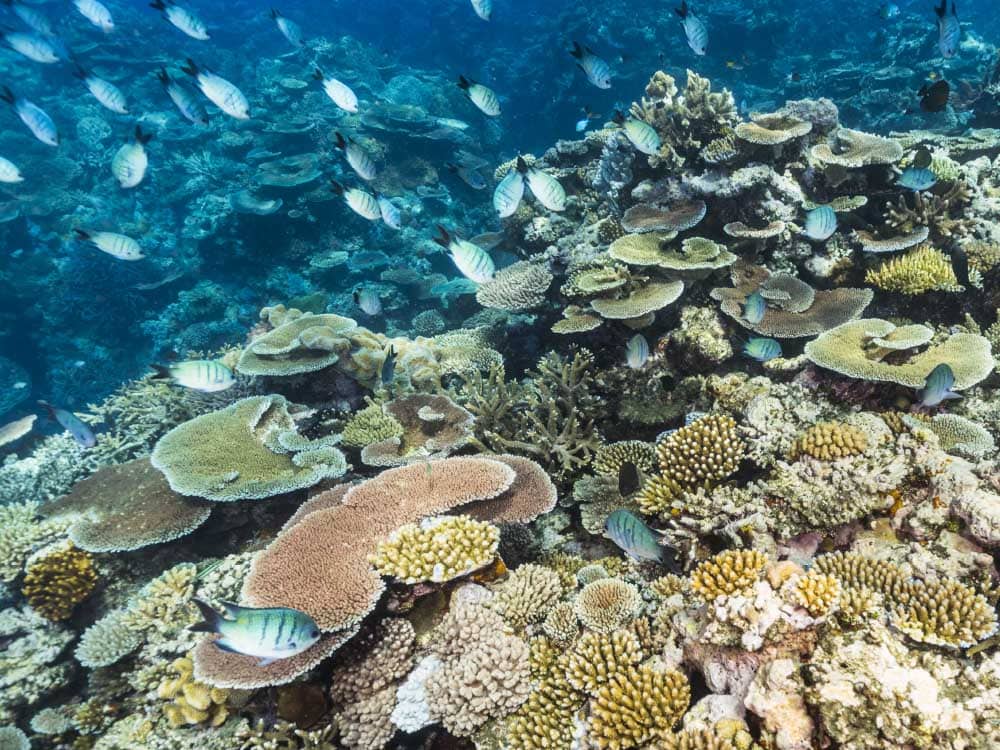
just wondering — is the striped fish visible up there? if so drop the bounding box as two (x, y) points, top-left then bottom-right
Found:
(470, 0), (491, 20)
(742, 291), (766, 324)
(457, 75), (500, 117)
(919, 363), (961, 407)
(38, 401), (96, 448)
(605, 509), (680, 569)
(111, 127), (152, 189)
(314, 68), (358, 113)
(2, 31), (62, 63)
(897, 167), (936, 191)
(75, 229), (144, 261)
(935, 0), (960, 59)
(0, 87), (58, 146)
(625, 334), (649, 369)
(73, 0), (115, 32)
(335, 132), (376, 181)
(0, 156), (23, 183)
(6, 1), (53, 35)
(151, 0), (209, 40)
(518, 157), (566, 212)
(803, 205), (837, 241)
(433, 225), (495, 283)
(570, 41), (612, 89)
(181, 59), (249, 120)
(271, 9), (303, 47)
(191, 598), (321, 666)
(743, 337), (782, 362)
(75, 66), (129, 114)
(676, 1), (708, 56)
(493, 168), (524, 218)
(156, 68), (208, 125)
(614, 111), (660, 156)
(153, 360), (235, 392)
(377, 195), (401, 229)
(330, 180), (380, 220)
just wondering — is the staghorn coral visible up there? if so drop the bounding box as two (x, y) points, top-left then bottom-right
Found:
(575, 578), (641, 634)
(865, 244), (963, 294)
(368, 515), (499, 584)
(22, 543), (98, 621)
(791, 421), (868, 460)
(690, 550), (768, 601)
(475, 261), (553, 311)
(885, 181), (973, 241)
(588, 664), (691, 749)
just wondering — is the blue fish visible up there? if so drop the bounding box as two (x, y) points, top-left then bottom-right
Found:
(191, 598), (321, 666)
(743, 337), (782, 362)
(38, 400), (95, 448)
(934, 0), (961, 59)
(742, 291), (766, 324)
(919, 363), (961, 407)
(897, 167), (937, 191)
(804, 205), (837, 241)
(605, 509), (680, 570)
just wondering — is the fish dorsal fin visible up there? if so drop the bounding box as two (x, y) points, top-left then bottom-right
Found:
(218, 600), (243, 618)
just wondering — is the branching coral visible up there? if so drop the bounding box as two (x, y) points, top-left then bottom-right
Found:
(587, 664), (691, 749)
(690, 550), (768, 600)
(476, 261), (553, 311)
(0, 501), (71, 583)
(564, 630), (642, 694)
(341, 400), (404, 449)
(368, 515), (499, 584)
(865, 244), (963, 294)
(491, 563), (564, 630)
(885, 181), (973, 241)
(593, 440), (656, 477)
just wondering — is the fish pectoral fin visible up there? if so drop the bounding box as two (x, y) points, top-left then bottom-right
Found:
(211, 639), (242, 655)
(944, 392), (963, 401)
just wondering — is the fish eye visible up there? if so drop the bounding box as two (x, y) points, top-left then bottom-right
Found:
(310, 628), (320, 638)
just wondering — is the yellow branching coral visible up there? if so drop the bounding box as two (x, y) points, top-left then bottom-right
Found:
(564, 630), (642, 694)
(588, 664), (690, 749)
(158, 656), (230, 727)
(593, 441), (656, 477)
(791, 421), (868, 460)
(542, 602), (579, 646)
(491, 563), (564, 631)
(575, 579), (641, 634)
(865, 244), (962, 295)
(789, 571), (841, 617)
(639, 414), (744, 515)
(657, 723), (760, 750)
(506, 668), (585, 750)
(690, 550), (767, 601)
(369, 515), (499, 584)
(22, 544), (98, 621)
(341, 400), (404, 448)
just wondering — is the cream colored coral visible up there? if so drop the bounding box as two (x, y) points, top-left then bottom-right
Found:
(564, 630), (642, 695)
(690, 550), (767, 601)
(369, 515), (499, 584)
(789, 571), (841, 616)
(588, 664), (690, 749)
(575, 579), (641, 634)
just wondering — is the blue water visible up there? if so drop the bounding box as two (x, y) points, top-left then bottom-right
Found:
(0, 0), (997, 420)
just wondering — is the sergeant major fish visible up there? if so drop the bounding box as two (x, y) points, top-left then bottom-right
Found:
(625, 333), (649, 369)
(74, 65), (129, 114)
(270, 8), (303, 47)
(334, 132), (376, 181)
(38, 400), (96, 448)
(74, 229), (144, 261)
(3, 0), (52, 35)
(897, 167), (936, 191)
(0, 156), (22, 183)
(2, 30), (62, 63)
(570, 41), (612, 89)
(433, 225), (495, 283)
(934, 0), (960, 59)
(613, 110), (660, 156)
(330, 180), (380, 220)
(803, 205), (837, 241)
(0, 87), (58, 146)
(156, 68), (208, 125)
(743, 337), (782, 363)
(111, 126), (152, 189)
(150, 0), (209, 40)
(313, 67), (358, 113)
(493, 167), (524, 218)
(457, 75), (501, 117)
(676, 1), (708, 56)
(377, 194), (401, 229)
(742, 291), (766, 324)
(605, 509), (681, 569)
(380, 345), (397, 385)
(152, 360), (235, 392)
(517, 156), (565, 212)
(181, 59), (250, 120)
(74, 0), (115, 32)
(190, 598), (321, 666)
(470, 0), (491, 21)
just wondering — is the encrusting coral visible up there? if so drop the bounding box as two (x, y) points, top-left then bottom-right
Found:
(22, 543), (98, 621)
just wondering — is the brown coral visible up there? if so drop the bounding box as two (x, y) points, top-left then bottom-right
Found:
(791, 421), (868, 460)
(22, 544), (98, 621)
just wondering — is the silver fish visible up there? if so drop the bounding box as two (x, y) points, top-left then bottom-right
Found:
(470, 0), (491, 21)
(271, 8), (303, 47)
(676, 1), (708, 56)
(75, 65), (129, 114)
(433, 225), (495, 283)
(0, 87), (58, 146)
(615, 111), (660, 155)
(156, 68), (208, 125)
(3, 30), (62, 63)
(518, 157), (565, 212)
(38, 400), (96, 448)
(743, 337), (782, 362)
(377, 194), (401, 229)
(153, 360), (235, 392)
(181, 59), (250, 120)
(570, 41), (612, 89)
(74, 229), (144, 261)
(605, 509), (679, 568)
(493, 168), (524, 218)
(626, 334), (650, 369)
(457, 75), (501, 116)
(73, 0), (114, 32)
(151, 0), (209, 40)
(742, 291), (765, 324)
(191, 598), (320, 667)
(314, 67), (358, 113)
(919, 363), (961, 407)
(0, 156), (22, 183)
(6, 1), (52, 35)
(803, 205), (837, 241)
(335, 132), (376, 181)
(935, 0), (960, 59)
(111, 127), (152, 189)
(447, 162), (487, 190)
(353, 288), (382, 316)
(330, 180), (380, 221)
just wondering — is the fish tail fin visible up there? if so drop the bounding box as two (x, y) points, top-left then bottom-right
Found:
(73, 228), (91, 242)
(135, 125), (154, 145)
(150, 364), (171, 380)
(155, 67), (170, 85)
(515, 156), (528, 174)
(270, 8), (280, 19)
(444, 162), (457, 172)
(934, 0), (946, 17)
(189, 598), (224, 634)
(612, 109), (625, 124)
(329, 179), (344, 195)
(432, 225), (451, 249)
(334, 131), (346, 149)
(312, 66), (323, 81)
(570, 40), (583, 59)
(72, 63), (88, 80)
(457, 75), (471, 90)
(0, 86), (13, 105)
(149, 0), (166, 10)
(675, 0), (689, 18)
(180, 58), (198, 77)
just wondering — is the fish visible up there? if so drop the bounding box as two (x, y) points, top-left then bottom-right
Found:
(470, 231), (504, 250)
(742, 291), (766, 324)
(457, 75), (501, 117)
(150, 0), (209, 41)
(0, 87), (58, 146)
(73, 0), (114, 32)
(613, 110), (661, 156)
(625, 334), (650, 369)
(570, 41), (612, 89)
(151, 360), (235, 392)
(74, 229), (144, 261)
(38, 400), (96, 448)
(313, 68), (358, 113)
(380, 345), (396, 385)
(334, 132), (376, 181)
(517, 157), (566, 212)
(2, 30), (62, 63)
(949, 241), (969, 288)
(353, 288), (382, 316)
(329, 180), (381, 221)
(270, 8), (303, 47)
(675, 1), (708, 56)
(919, 80), (950, 112)
(446, 162), (487, 190)
(181, 59), (250, 120)
(618, 461), (642, 497)
(111, 126), (152, 189)
(919, 363), (961, 407)
(803, 205), (837, 241)
(0, 156), (22, 183)
(377, 194), (401, 229)
(877, 3), (899, 20)
(743, 337), (782, 362)
(3, 1), (52, 35)
(493, 167), (524, 218)
(432, 225), (495, 283)
(190, 598), (321, 667)
(897, 167), (937, 191)
(470, 0), (491, 21)
(74, 65), (129, 114)
(604, 509), (680, 569)
(156, 68), (208, 125)
(934, 0), (960, 59)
